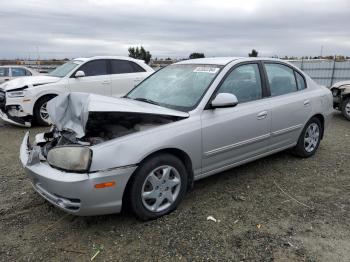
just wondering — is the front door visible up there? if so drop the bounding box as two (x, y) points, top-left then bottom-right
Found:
(201, 63), (271, 175)
(68, 59), (111, 96)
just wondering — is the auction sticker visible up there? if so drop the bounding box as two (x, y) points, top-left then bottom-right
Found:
(193, 67), (220, 73)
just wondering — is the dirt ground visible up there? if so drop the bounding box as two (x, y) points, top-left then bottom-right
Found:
(0, 112), (349, 262)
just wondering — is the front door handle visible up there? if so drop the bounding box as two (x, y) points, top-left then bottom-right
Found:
(4, 78), (9, 81)
(304, 100), (310, 106)
(257, 111), (268, 120)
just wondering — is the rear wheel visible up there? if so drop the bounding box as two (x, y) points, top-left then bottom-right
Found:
(128, 153), (188, 220)
(341, 97), (350, 120)
(33, 95), (55, 126)
(292, 117), (322, 158)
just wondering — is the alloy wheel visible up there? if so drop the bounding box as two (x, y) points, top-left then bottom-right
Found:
(39, 102), (50, 123)
(345, 101), (350, 117)
(141, 165), (181, 212)
(304, 123), (320, 153)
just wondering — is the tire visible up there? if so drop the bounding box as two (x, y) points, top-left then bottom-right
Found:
(128, 153), (188, 221)
(33, 95), (55, 126)
(291, 117), (322, 158)
(341, 97), (350, 121)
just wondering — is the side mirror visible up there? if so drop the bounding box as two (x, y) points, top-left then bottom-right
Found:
(74, 70), (85, 78)
(211, 93), (238, 108)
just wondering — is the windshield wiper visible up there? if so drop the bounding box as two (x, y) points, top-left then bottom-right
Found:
(133, 97), (160, 106)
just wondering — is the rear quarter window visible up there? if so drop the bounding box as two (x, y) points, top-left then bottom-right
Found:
(295, 71), (306, 90)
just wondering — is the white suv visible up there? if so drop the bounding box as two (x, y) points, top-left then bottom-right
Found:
(0, 56), (154, 126)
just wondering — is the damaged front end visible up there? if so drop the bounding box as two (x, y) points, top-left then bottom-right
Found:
(24, 92), (189, 172)
(20, 93), (188, 215)
(31, 111), (183, 172)
(0, 87), (32, 127)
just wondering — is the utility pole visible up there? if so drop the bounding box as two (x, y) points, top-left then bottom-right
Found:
(320, 45), (324, 58)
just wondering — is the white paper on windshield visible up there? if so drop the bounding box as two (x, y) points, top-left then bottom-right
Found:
(193, 67), (220, 73)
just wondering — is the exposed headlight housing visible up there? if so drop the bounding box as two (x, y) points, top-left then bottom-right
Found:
(7, 86), (28, 98)
(7, 90), (26, 98)
(47, 146), (92, 172)
(331, 89), (339, 97)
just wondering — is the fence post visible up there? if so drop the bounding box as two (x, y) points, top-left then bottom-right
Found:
(301, 57), (304, 70)
(330, 56), (336, 86)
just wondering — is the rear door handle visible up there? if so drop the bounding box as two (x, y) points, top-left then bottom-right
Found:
(257, 111), (268, 120)
(304, 100), (310, 106)
(102, 80), (111, 85)
(4, 78), (9, 81)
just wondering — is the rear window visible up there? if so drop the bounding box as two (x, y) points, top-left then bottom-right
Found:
(110, 60), (146, 74)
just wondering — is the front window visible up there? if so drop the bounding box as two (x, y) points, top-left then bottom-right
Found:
(49, 60), (83, 78)
(11, 68), (27, 77)
(127, 64), (222, 111)
(217, 64), (262, 103)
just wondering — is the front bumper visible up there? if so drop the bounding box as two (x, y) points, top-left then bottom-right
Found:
(19, 132), (137, 216)
(0, 108), (31, 127)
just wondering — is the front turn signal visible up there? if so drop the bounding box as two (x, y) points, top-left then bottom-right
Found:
(94, 182), (116, 189)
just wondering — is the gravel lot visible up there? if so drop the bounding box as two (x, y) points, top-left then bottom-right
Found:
(0, 112), (349, 262)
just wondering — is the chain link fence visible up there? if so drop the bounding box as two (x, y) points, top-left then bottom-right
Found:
(289, 59), (350, 87)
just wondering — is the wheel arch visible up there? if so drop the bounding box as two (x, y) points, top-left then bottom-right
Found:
(33, 93), (58, 113)
(122, 147), (194, 208)
(310, 113), (325, 139)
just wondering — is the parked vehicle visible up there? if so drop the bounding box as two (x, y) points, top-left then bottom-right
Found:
(0, 66), (38, 84)
(0, 56), (154, 126)
(330, 80), (350, 120)
(20, 57), (333, 220)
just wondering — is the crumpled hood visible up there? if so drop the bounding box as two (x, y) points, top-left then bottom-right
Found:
(1, 75), (60, 91)
(47, 92), (189, 138)
(331, 80), (350, 89)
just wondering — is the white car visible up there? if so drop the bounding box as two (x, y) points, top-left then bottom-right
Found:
(0, 56), (154, 126)
(0, 66), (39, 84)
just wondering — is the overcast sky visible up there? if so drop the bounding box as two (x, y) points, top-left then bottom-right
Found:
(0, 0), (349, 59)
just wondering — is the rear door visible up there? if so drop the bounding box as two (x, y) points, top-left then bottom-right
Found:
(68, 59), (111, 96)
(263, 62), (311, 149)
(0, 67), (10, 84)
(201, 63), (271, 174)
(109, 59), (149, 97)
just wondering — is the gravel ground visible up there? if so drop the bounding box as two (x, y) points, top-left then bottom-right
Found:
(0, 112), (349, 262)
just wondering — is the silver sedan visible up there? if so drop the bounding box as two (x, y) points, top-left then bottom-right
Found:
(20, 57), (333, 220)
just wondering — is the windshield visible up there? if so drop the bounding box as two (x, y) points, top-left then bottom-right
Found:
(127, 64), (222, 111)
(48, 60), (82, 77)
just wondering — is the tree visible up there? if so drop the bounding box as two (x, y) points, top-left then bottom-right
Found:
(248, 49), (258, 57)
(189, 53), (205, 59)
(128, 46), (152, 64)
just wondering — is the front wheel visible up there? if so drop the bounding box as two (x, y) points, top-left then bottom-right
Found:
(341, 97), (350, 121)
(128, 153), (188, 220)
(33, 96), (55, 126)
(291, 117), (322, 158)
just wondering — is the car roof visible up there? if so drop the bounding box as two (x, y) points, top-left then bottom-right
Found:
(73, 56), (145, 63)
(0, 65), (30, 68)
(175, 57), (287, 66)
(176, 57), (241, 66)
